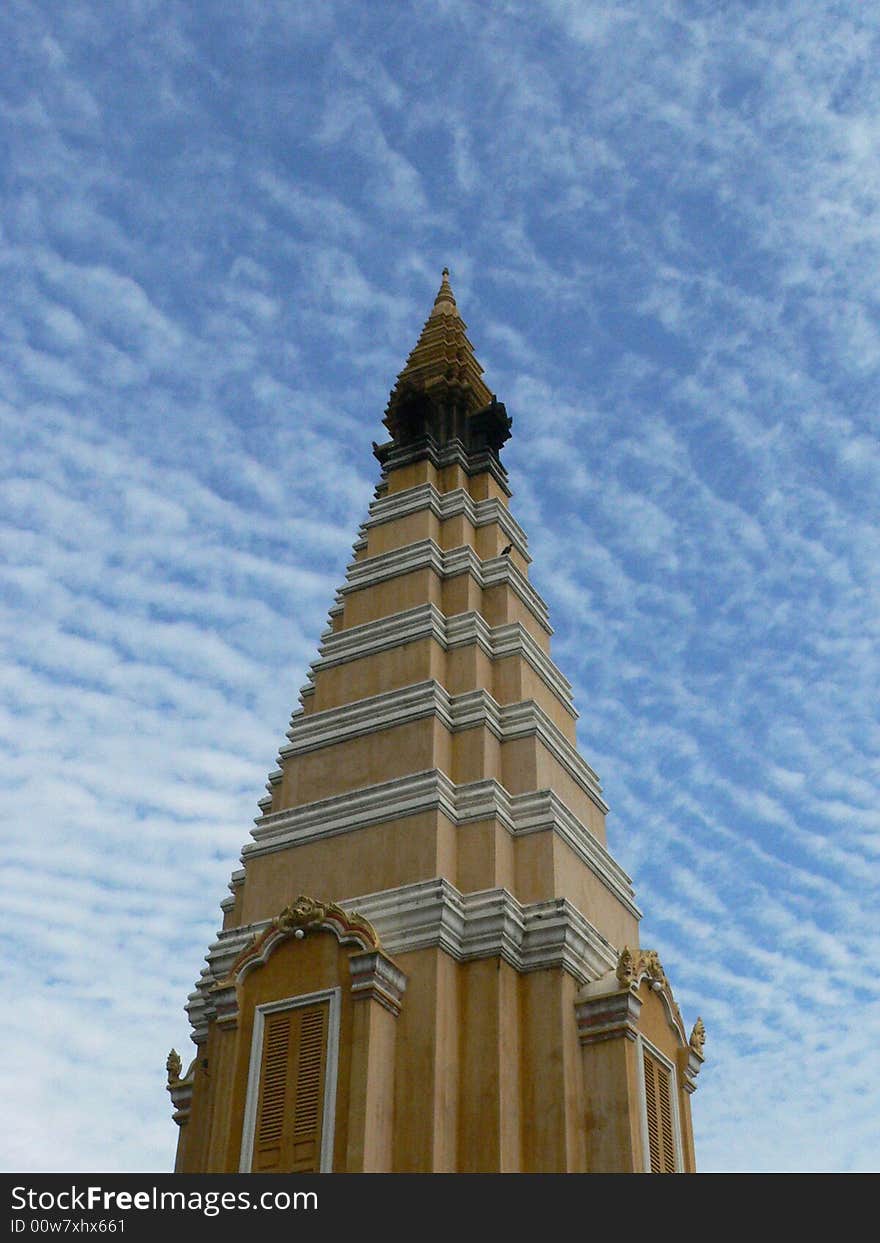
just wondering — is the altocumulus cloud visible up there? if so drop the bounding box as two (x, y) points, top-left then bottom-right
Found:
(1, 0), (878, 1172)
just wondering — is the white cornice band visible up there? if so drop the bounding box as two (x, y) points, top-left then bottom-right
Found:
(329, 539), (552, 635)
(186, 877), (621, 1040)
(277, 679), (600, 807)
(244, 768), (631, 912)
(302, 604), (576, 719)
(345, 879), (618, 980)
(361, 484), (531, 562)
(376, 436), (512, 497)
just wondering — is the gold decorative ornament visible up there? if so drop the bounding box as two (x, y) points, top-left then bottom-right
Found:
(616, 946), (636, 988)
(275, 895), (381, 949)
(616, 946), (667, 990)
(212, 893), (383, 991)
(689, 1017), (706, 1056)
(275, 895), (328, 931)
(166, 1048), (182, 1085)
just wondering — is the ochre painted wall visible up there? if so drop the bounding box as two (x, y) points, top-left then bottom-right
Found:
(174, 443), (700, 1174)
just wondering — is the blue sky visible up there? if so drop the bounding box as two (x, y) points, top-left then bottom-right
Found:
(1, 1), (878, 1174)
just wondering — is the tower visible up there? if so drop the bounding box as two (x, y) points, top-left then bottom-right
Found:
(166, 270), (705, 1173)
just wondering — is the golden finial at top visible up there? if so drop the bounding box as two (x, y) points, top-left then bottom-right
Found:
(432, 266), (457, 312)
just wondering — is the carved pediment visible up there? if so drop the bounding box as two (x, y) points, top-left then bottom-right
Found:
(212, 894), (382, 991)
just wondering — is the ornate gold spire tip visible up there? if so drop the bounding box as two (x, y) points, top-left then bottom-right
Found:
(432, 266), (457, 314)
(380, 266), (509, 459)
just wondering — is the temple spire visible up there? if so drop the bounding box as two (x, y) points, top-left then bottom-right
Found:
(169, 267), (704, 1174)
(382, 268), (511, 461)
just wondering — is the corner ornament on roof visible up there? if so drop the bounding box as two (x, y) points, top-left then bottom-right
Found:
(165, 1048), (196, 1126)
(615, 945), (695, 1045)
(689, 1016), (706, 1057)
(616, 946), (667, 991)
(166, 1048), (182, 1086)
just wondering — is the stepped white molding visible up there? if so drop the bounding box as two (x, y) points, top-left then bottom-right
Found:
(186, 877), (621, 1040)
(301, 603), (576, 718)
(362, 483), (531, 562)
(277, 679), (599, 803)
(346, 880), (618, 980)
(329, 539), (552, 634)
(219, 867), (247, 913)
(243, 769), (633, 915)
(375, 436), (512, 497)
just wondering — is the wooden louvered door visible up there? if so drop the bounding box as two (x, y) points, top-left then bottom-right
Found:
(252, 1003), (328, 1173)
(642, 1047), (677, 1173)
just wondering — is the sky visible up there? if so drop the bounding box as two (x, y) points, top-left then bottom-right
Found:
(1, 0), (878, 1175)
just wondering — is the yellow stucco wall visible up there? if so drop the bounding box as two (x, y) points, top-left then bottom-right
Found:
(174, 444), (699, 1174)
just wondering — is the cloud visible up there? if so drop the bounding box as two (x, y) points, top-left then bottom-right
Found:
(1, 0), (878, 1176)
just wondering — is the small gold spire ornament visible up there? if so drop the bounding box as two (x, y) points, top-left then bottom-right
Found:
(689, 1017), (706, 1056)
(616, 945), (636, 988)
(166, 1048), (182, 1085)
